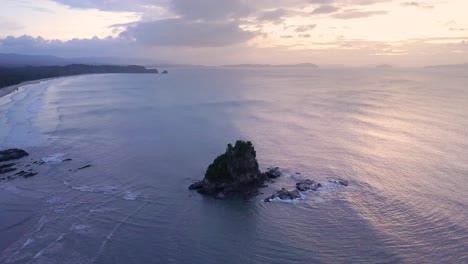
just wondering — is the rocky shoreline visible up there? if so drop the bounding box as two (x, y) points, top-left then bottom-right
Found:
(0, 148), (92, 182)
(0, 149), (38, 181)
(2, 144), (348, 202)
(263, 178), (348, 202)
(189, 141), (348, 201)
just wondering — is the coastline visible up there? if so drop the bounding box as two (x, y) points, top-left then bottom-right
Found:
(0, 77), (58, 99)
(0, 75), (88, 99)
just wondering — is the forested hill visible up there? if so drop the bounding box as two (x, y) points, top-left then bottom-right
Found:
(0, 64), (158, 89)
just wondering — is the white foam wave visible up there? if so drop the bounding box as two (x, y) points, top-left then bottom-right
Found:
(123, 191), (139, 201)
(89, 208), (115, 213)
(265, 179), (349, 203)
(72, 185), (119, 195)
(0, 183), (20, 194)
(317, 180), (347, 191)
(42, 153), (66, 164)
(46, 196), (70, 213)
(20, 238), (34, 249)
(71, 224), (90, 231)
(268, 196), (303, 203)
(0, 81), (52, 148)
(34, 216), (49, 232)
(71, 184), (140, 201)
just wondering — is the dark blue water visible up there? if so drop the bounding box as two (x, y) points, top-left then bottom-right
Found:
(0, 67), (467, 263)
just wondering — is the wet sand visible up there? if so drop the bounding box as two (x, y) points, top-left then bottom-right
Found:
(0, 79), (53, 99)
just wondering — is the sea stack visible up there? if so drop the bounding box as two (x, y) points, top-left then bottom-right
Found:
(189, 141), (271, 198)
(189, 141), (348, 200)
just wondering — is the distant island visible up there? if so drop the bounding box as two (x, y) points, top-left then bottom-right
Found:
(425, 63), (468, 69)
(375, 64), (393, 69)
(0, 64), (159, 89)
(220, 63), (318, 68)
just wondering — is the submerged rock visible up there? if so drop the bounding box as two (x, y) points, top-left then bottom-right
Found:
(0, 163), (16, 175)
(0, 149), (29, 162)
(189, 140), (268, 198)
(263, 167), (281, 179)
(296, 179), (320, 191)
(188, 181), (204, 190)
(264, 188), (301, 202)
(329, 179), (349, 186)
(77, 164), (92, 170)
(189, 141), (349, 202)
(14, 170), (37, 178)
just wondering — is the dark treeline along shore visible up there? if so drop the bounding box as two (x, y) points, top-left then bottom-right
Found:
(0, 64), (160, 89)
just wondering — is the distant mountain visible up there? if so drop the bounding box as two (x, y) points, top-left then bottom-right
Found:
(220, 63), (319, 68)
(0, 53), (159, 67)
(147, 63), (207, 68)
(0, 53), (73, 67)
(425, 63), (468, 69)
(375, 64), (393, 68)
(318, 64), (346, 69)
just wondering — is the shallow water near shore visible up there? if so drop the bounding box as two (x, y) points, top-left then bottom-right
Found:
(0, 68), (467, 263)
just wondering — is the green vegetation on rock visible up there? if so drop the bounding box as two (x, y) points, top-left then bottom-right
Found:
(204, 140), (259, 182)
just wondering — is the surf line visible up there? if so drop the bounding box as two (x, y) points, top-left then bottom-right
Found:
(91, 201), (148, 263)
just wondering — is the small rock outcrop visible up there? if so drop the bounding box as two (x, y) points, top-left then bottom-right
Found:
(188, 141), (349, 201)
(188, 181), (204, 190)
(14, 170), (37, 178)
(264, 188), (301, 202)
(0, 149), (29, 162)
(189, 141), (269, 198)
(264, 167), (281, 179)
(330, 179), (349, 186)
(296, 179), (321, 191)
(0, 163), (16, 175)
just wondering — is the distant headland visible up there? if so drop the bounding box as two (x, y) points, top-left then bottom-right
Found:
(0, 64), (161, 90)
(425, 63), (468, 69)
(220, 63), (318, 68)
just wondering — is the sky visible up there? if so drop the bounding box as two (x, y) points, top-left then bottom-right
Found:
(0, 0), (467, 66)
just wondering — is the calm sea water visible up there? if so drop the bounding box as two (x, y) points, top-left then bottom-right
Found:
(0, 67), (467, 263)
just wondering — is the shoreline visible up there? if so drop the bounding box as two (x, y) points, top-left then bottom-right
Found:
(0, 74), (91, 99)
(0, 70), (161, 100)
(0, 77), (61, 99)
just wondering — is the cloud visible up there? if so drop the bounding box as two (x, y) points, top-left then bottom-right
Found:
(0, 35), (131, 58)
(309, 0), (391, 6)
(257, 9), (289, 22)
(52, 0), (253, 19)
(311, 5), (340, 14)
(400, 1), (434, 9)
(449, 28), (467, 32)
(4, 0), (468, 66)
(0, 16), (23, 30)
(50, 0), (162, 12)
(2, 34), (468, 66)
(294, 24), (317, 32)
(170, 0), (251, 20)
(120, 19), (257, 47)
(51, 0), (261, 48)
(332, 9), (388, 19)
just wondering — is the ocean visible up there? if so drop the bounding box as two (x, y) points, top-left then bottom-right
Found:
(0, 67), (467, 263)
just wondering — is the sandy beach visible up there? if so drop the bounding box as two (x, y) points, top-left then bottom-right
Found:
(0, 75), (88, 99)
(0, 79), (52, 99)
